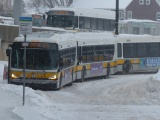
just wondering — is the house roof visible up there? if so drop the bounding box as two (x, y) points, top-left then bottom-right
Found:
(72, 0), (133, 9)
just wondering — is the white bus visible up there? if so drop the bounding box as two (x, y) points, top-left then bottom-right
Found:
(115, 34), (160, 74)
(46, 7), (115, 31)
(6, 31), (117, 89)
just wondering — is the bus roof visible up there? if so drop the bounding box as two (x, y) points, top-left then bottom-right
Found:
(14, 31), (116, 49)
(117, 34), (160, 43)
(48, 6), (115, 20)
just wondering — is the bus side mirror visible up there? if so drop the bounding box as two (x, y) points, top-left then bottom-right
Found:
(6, 49), (10, 57)
(6, 44), (12, 56)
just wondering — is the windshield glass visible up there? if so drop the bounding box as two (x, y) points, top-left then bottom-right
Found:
(47, 15), (74, 28)
(11, 43), (59, 70)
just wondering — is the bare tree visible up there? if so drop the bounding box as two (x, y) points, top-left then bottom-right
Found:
(41, 0), (58, 8)
(0, 0), (12, 14)
(24, 0), (73, 13)
(25, 0), (73, 8)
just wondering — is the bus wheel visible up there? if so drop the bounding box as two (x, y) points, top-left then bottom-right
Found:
(122, 61), (133, 74)
(81, 66), (86, 82)
(105, 63), (110, 79)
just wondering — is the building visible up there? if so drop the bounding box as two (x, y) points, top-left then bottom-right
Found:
(119, 19), (160, 35)
(126, 0), (160, 21)
(72, 0), (160, 21)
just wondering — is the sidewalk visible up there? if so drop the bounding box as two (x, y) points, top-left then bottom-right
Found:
(0, 80), (23, 120)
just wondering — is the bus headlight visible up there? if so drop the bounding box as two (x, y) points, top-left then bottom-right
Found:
(11, 74), (19, 79)
(48, 75), (57, 80)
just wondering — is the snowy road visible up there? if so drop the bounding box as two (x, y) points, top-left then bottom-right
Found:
(1, 62), (160, 120)
(41, 74), (160, 120)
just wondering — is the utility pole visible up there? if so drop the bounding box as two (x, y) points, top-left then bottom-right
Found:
(115, 0), (119, 35)
(13, 0), (23, 25)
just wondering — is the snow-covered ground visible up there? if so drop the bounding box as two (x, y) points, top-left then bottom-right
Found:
(1, 61), (160, 120)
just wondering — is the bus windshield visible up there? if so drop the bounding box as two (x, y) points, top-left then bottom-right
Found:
(11, 43), (59, 70)
(47, 15), (74, 28)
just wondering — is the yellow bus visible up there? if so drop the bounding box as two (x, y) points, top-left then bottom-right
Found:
(116, 34), (160, 74)
(6, 31), (117, 89)
(75, 32), (117, 81)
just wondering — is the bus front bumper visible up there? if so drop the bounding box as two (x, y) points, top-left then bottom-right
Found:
(10, 79), (58, 89)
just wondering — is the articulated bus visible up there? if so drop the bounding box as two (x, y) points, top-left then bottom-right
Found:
(6, 31), (117, 89)
(116, 34), (160, 74)
(6, 31), (160, 89)
(46, 7), (115, 31)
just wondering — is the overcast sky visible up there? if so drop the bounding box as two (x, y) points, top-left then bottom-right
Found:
(72, 0), (133, 9)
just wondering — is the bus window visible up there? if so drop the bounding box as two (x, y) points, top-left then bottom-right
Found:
(94, 45), (99, 62)
(77, 46), (82, 63)
(47, 15), (74, 28)
(65, 48), (71, 67)
(148, 43), (160, 57)
(79, 17), (84, 29)
(82, 46), (87, 63)
(109, 45), (114, 60)
(104, 19), (111, 31)
(84, 17), (91, 29)
(136, 43), (147, 58)
(104, 45), (114, 60)
(123, 43), (135, 58)
(94, 45), (104, 61)
(70, 47), (76, 66)
(110, 20), (115, 31)
(117, 43), (122, 58)
(91, 18), (97, 30)
(98, 19), (104, 30)
(87, 46), (94, 62)
(61, 49), (66, 68)
(133, 27), (140, 34)
(74, 16), (78, 28)
(11, 47), (58, 70)
(98, 45), (104, 61)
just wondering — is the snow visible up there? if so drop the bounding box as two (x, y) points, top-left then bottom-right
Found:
(0, 16), (14, 25)
(120, 19), (157, 23)
(1, 61), (160, 120)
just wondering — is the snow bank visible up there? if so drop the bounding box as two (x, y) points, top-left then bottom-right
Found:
(102, 72), (160, 105)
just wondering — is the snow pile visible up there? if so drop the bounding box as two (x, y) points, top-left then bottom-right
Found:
(101, 72), (160, 105)
(150, 69), (160, 81)
(0, 61), (52, 120)
(1, 60), (160, 120)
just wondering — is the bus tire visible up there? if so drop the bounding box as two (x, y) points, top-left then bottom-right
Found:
(81, 66), (86, 82)
(122, 60), (133, 74)
(105, 63), (110, 79)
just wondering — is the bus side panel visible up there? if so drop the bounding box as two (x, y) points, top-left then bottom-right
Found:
(61, 67), (73, 86)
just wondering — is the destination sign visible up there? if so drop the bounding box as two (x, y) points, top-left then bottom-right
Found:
(48, 11), (74, 15)
(13, 42), (58, 49)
